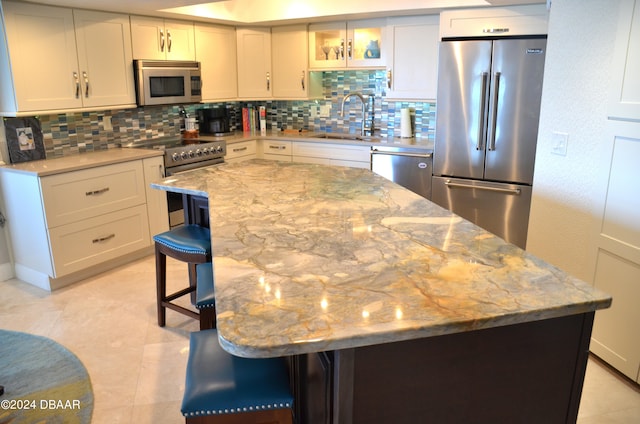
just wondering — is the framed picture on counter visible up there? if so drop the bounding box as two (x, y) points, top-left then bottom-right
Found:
(4, 117), (46, 163)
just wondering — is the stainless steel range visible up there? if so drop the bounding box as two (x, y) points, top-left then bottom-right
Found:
(121, 136), (227, 227)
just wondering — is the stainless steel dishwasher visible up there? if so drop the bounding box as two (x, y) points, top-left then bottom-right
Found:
(371, 146), (433, 200)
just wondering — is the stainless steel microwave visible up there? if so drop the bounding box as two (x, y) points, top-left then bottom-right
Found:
(133, 60), (202, 106)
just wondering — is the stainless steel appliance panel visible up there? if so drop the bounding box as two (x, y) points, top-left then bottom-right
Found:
(434, 40), (492, 180)
(485, 39), (546, 184)
(371, 147), (433, 200)
(432, 176), (532, 248)
(134, 60), (202, 106)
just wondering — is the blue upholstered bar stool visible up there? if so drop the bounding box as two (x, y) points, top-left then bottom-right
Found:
(181, 329), (294, 424)
(154, 225), (212, 327)
(195, 263), (217, 330)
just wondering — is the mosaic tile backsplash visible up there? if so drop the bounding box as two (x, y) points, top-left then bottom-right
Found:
(29, 70), (436, 159)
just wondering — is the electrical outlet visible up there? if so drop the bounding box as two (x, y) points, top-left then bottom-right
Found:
(320, 104), (331, 118)
(551, 131), (568, 156)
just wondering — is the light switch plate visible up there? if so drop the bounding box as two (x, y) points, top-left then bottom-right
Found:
(551, 131), (568, 156)
(103, 116), (113, 131)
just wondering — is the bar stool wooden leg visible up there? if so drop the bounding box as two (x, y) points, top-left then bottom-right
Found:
(156, 245), (167, 327)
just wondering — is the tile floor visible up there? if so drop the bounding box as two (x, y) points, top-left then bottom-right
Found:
(0, 254), (638, 423)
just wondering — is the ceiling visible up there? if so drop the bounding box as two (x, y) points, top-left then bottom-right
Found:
(12, 0), (547, 25)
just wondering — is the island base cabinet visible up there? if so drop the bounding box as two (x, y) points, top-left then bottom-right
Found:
(294, 313), (594, 424)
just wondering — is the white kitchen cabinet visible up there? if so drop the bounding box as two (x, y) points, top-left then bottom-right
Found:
(385, 15), (439, 100)
(225, 140), (257, 163)
(0, 1), (135, 115)
(272, 24), (322, 100)
(261, 140), (292, 162)
(71, 10), (136, 108)
(195, 23), (238, 101)
(131, 16), (195, 61)
(236, 28), (272, 99)
(590, 120), (640, 383)
(292, 142), (370, 169)
(439, 5), (548, 38)
(608, 0), (640, 122)
(143, 156), (170, 238)
(309, 19), (386, 70)
(0, 157), (161, 290)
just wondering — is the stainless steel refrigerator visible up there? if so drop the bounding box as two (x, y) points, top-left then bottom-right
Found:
(432, 38), (547, 249)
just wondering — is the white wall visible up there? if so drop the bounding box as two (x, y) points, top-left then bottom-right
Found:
(527, 0), (621, 283)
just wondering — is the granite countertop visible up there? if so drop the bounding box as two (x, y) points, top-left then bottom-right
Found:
(154, 159), (611, 358)
(198, 130), (435, 152)
(0, 148), (164, 176)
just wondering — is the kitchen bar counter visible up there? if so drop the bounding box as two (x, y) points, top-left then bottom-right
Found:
(152, 159), (611, 423)
(0, 148), (163, 176)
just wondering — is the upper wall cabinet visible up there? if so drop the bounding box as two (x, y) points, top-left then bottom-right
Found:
(195, 23), (238, 101)
(439, 5), (548, 38)
(608, 0), (640, 122)
(309, 19), (387, 69)
(385, 15), (439, 100)
(236, 27), (272, 99)
(0, 1), (135, 116)
(131, 16), (195, 61)
(272, 25), (322, 100)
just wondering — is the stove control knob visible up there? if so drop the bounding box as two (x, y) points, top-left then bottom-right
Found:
(188, 150), (195, 158)
(180, 151), (188, 160)
(171, 152), (180, 162)
(203, 148), (210, 155)
(215, 146), (223, 153)
(195, 149), (202, 156)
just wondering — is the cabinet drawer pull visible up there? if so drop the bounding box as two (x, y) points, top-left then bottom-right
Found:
(159, 28), (165, 52)
(387, 69), (392, 90)
(92, 233), (115, 243)
(85, 187), (110, 196)
(347, 38), (352, 59)
(167, 30), (172, 52)
(266, 72), (270, 91)
(233, 146), (248, 152)
(269, 145), (286, 150)
(301, 70), (305, 91)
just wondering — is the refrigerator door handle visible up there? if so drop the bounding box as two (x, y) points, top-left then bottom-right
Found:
(477, 72), (490, 151)
(444, 179), (521, 195)
(487, 72), (501, 151)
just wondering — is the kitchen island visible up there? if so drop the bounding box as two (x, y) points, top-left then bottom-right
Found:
(152, 159), (611, 424)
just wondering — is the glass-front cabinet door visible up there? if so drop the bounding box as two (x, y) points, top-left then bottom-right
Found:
(309, 19), (386, 69)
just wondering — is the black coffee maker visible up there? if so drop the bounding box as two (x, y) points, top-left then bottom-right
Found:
(197, 108), (231, 135)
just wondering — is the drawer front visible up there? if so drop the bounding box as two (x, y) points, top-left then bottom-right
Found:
(48, 205), (150, 277)
(262, 140), (292, 156)
(226, 140), (257, 161)
(293, 142), (371, 163)
(41, 161), (146, 228)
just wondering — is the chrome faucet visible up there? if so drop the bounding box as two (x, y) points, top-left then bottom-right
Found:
(340, 92), (374, 136)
